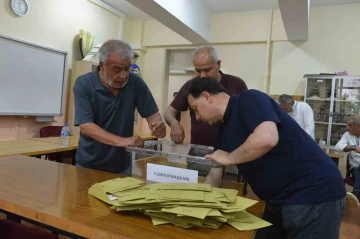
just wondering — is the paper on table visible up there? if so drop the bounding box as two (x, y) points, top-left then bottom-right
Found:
(100, 177), (144, 193)
(212, 188), (238, 202)
(221, 196), (258, 213)
(147, 183), (211, 191)
(88, 183), (121, 206)
(161, 206), (212, 219)
(151, 216), (172, 226)
(89, 179), (268, 231)
(227, 210), (272, 230)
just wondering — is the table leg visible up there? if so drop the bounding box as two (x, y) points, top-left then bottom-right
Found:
(55, 152), (63, 163)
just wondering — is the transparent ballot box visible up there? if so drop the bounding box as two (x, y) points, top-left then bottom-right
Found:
(126, 140), (220, 178)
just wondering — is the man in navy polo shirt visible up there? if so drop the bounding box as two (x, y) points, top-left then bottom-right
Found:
(73, 39), (166, 174)
(187, 77), (346, 239)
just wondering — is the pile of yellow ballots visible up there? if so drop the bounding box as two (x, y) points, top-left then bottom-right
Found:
(88, 177), (271, 231)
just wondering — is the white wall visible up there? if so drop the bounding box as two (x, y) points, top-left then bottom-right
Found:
(0, 0), (122, 140)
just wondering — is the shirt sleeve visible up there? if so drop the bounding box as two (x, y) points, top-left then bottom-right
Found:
(73, 77), (94, 126)
(135, 75), (159, 118)
(237, 78), (248, 92)
(240, 90), (282, 133)
(335, 132), (349, 151)
(303, 103), (315, 139)
(170, 80), (191, 111)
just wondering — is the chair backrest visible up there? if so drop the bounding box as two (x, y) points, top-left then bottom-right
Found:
(40, 126), (63, 138)
(0, 219), (58, 239)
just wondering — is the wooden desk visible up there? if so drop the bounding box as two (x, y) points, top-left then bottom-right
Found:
(0, 155), (264, 239)
(320, 146), (346, 165)
(0, 140), (72, 157)
(30, 136), (80, 149)
(30, 134), (157, 150)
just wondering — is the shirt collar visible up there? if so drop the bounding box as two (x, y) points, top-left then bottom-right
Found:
(222, 95), (234, 125)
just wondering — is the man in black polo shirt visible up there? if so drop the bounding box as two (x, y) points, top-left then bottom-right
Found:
(73, 39), (166, 174)
(187, 78), (346, 239)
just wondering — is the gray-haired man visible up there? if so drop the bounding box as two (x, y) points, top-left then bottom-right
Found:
(73, 39), (166, 174)
(164, 45), (248, 176)
(278, 94), (315, 140)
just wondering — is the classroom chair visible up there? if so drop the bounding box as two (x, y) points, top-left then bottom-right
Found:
(40, 126), (75, 164)
(345, 154), (355, 187)
(0, 219), (58, 239)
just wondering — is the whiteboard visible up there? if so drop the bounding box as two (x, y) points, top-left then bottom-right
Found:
(0, 34), (67, 116)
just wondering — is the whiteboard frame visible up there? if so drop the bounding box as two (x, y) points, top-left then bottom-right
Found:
(0, 34), (68, 116)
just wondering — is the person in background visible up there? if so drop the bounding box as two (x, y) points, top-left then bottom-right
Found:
(164, 45), (248, 176)
(73, 39), (166, 175)
(130, 63), (141, 75)
(335, 115), (360, 207)
(278, 94), (315, 140)
(187, 77), (346, 239)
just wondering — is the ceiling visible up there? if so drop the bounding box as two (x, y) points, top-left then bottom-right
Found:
(102, 0), (360, 20)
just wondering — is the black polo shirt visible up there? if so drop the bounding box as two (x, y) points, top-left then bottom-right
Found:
(73, 71), (158, 173)
(216, 90), (345, 204)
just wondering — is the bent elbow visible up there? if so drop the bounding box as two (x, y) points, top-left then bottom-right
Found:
(266, 133), (279, 149)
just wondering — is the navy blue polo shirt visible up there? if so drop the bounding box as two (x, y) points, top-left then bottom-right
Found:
(216, 90), (346, 204)
(73, 71), (158, 173)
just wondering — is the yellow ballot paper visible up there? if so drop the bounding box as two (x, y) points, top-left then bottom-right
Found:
(88, 183), (121, 206)
(88, 177), (269, 231)
(100, 177), (144, 194)
(228, 210), (272, 230)
(161, 206), (212, 219)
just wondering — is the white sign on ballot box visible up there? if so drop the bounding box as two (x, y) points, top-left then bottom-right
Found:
(146, 163), (198, 183)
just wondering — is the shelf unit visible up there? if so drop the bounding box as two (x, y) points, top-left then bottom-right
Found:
(304, 74), (360, 146)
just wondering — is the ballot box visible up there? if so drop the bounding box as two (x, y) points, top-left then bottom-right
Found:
(126, 140), (220, 179)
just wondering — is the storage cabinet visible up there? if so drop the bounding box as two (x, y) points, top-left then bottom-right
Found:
(67, 61), (98, 136)
(304, 74), (360, 146)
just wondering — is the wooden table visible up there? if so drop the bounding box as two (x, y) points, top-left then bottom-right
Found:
(30, 134), (157, 150)
(0, 155), (264, 239)
(30, 136), (80, 149)
(0, 139), (73, 157)
(320, 146), (346, 165)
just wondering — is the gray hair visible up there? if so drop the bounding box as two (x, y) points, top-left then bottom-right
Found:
(278, 94), (294, 104)
(349, 115), (360, 125)
(192, 45), (218, 63)
(99, 39), (133, 64)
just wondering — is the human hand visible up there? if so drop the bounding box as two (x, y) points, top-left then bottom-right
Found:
(170, 122), (185, 144)
(150, 121), (166, 138)
(204, 150), (232, 166)
(121, 136), (144, 148)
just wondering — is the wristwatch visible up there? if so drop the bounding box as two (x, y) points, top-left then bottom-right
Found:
(351, 145), (357, 151)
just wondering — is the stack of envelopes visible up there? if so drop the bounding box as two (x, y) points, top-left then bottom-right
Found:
(88, 177), (271, 231)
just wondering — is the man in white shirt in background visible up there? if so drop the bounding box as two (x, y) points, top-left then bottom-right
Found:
(278, 94), (315, 139)
(335, 115), (360, 208)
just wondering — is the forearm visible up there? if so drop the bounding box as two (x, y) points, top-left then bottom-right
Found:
(79, 123), (126, 147)
(164, 106), (180, 127)
(343, 145), (353, 152)
(146, 112), (162, 128)
(204, 167), (223, 187)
